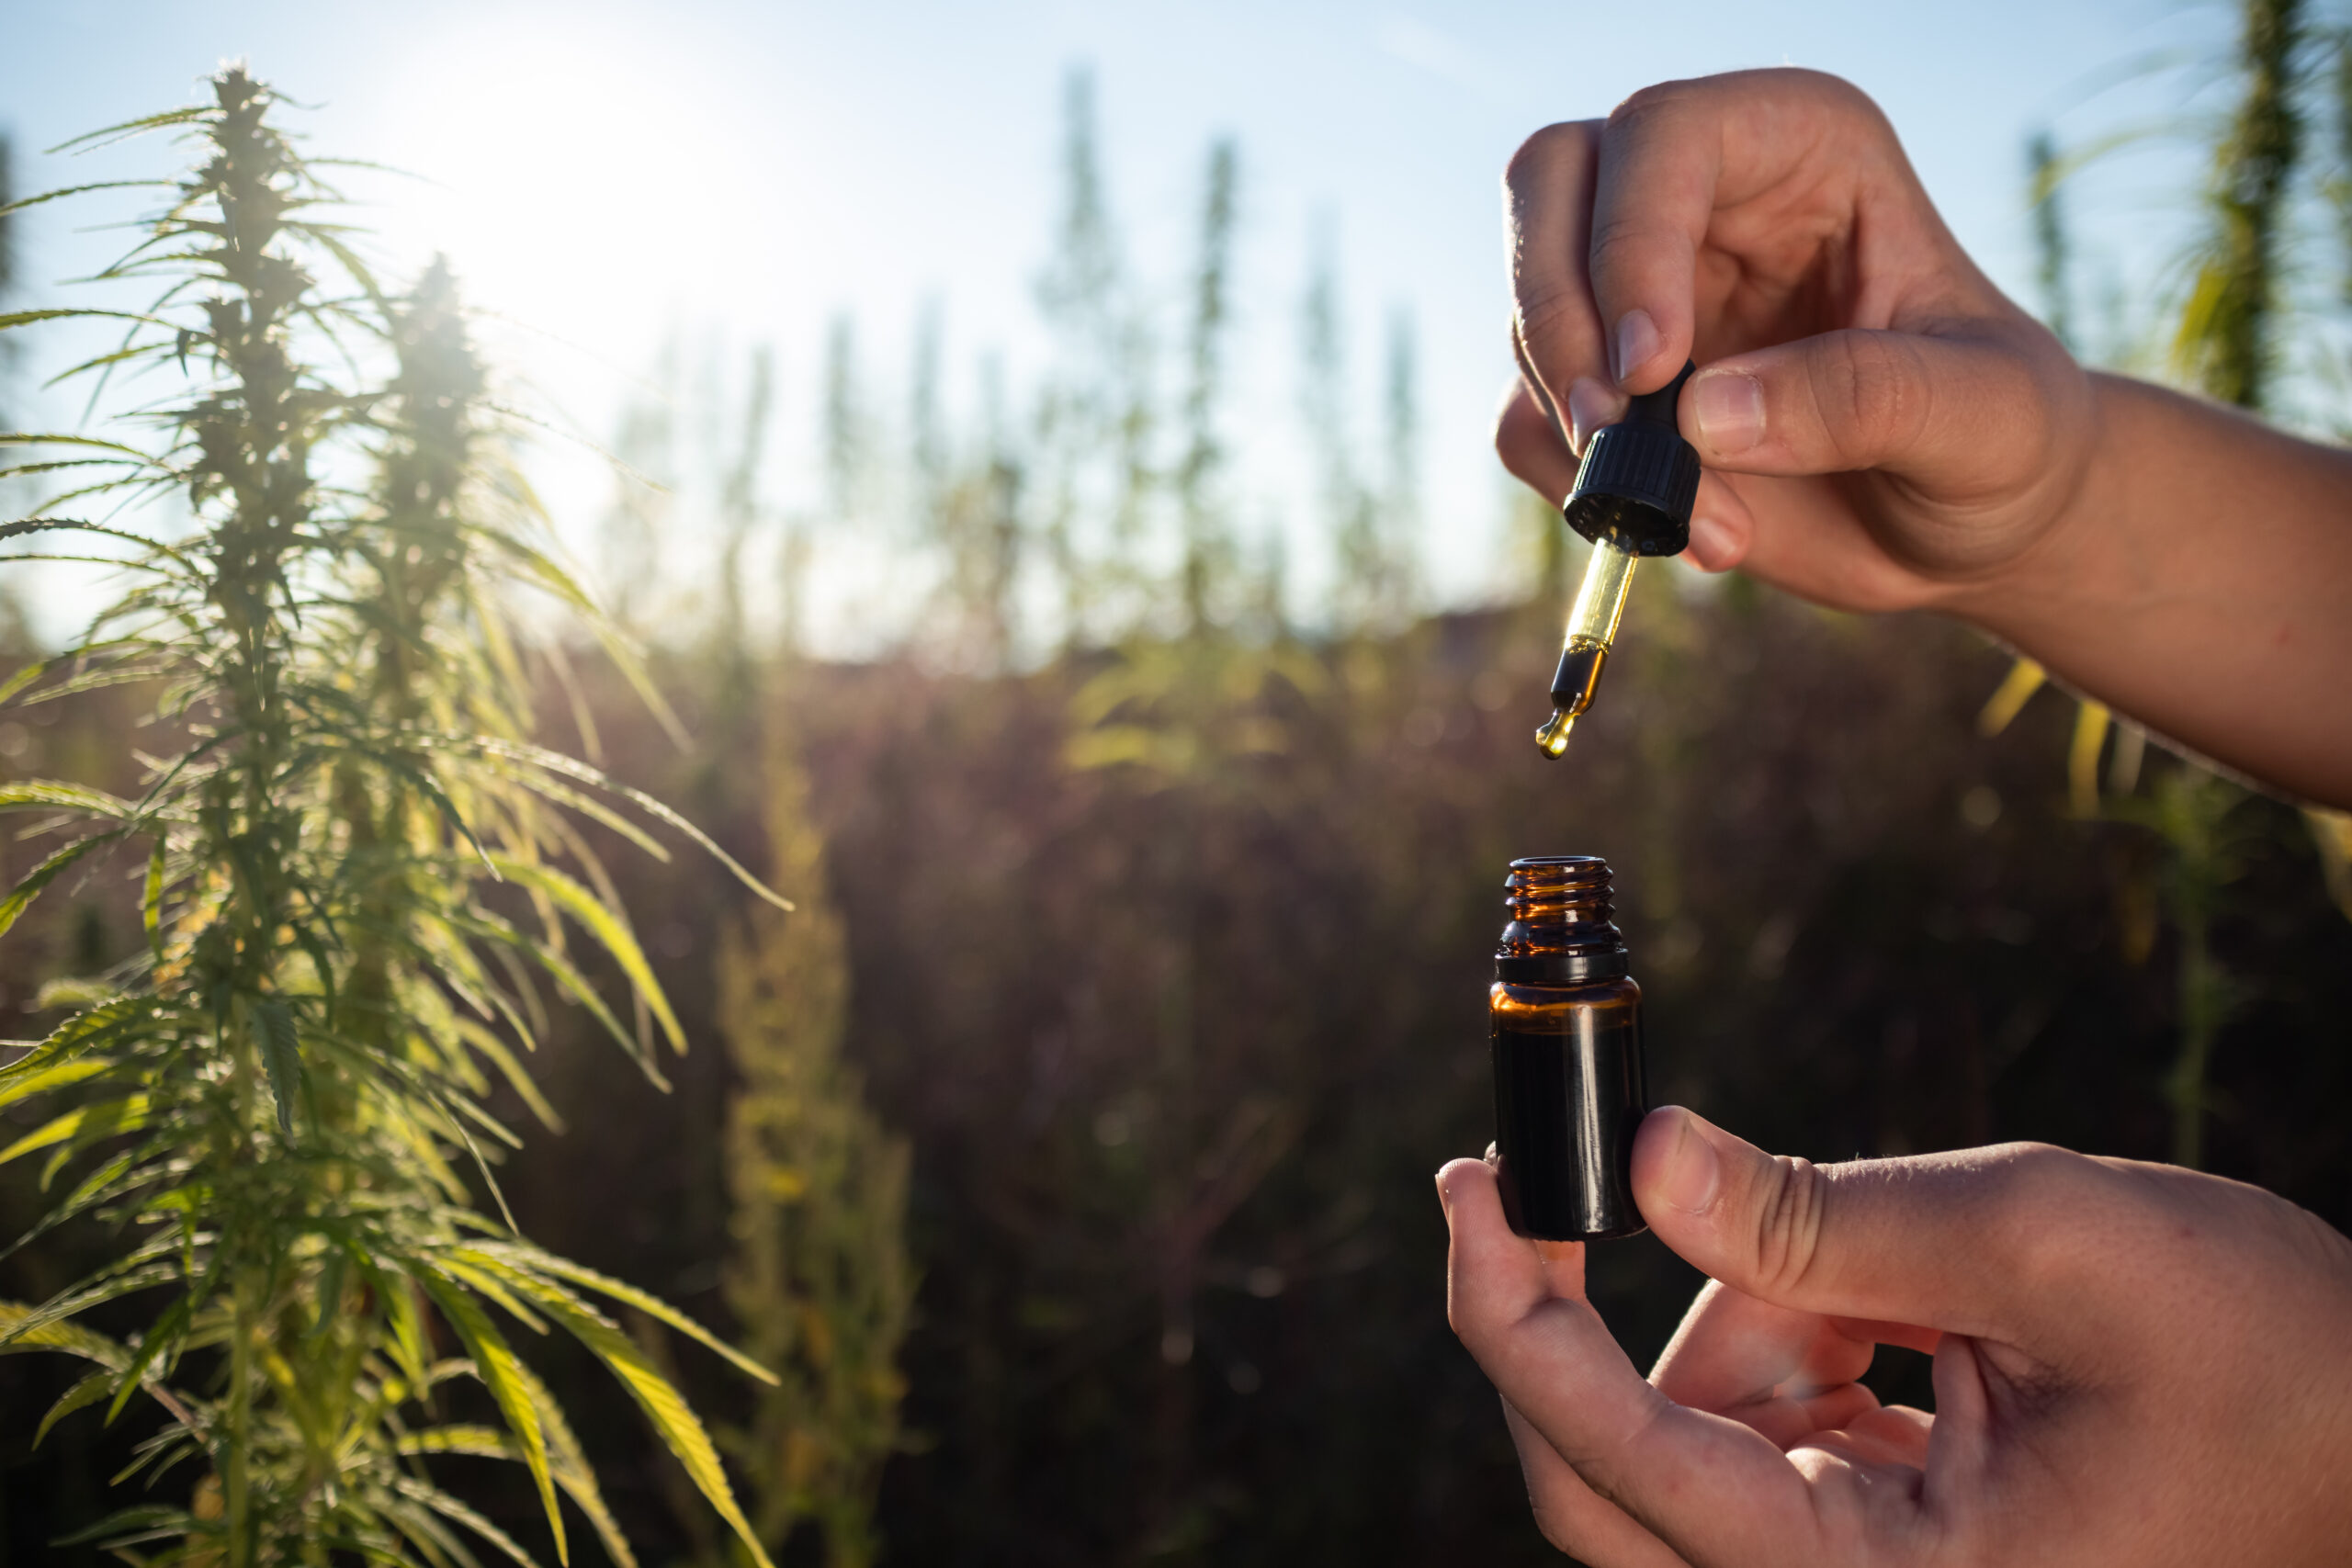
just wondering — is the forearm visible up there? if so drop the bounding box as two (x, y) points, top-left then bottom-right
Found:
(1946, 372), (2352, 809)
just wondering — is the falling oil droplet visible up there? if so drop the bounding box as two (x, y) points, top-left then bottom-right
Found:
(1534, 709), (1576, 757)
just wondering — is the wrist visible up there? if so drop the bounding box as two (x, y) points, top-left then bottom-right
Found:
(1932, 367), (2140, 639)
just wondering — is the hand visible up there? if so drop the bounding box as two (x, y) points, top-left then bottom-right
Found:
(1438, 1107), (2352, 1566)
(1497, 68), (2098, 616)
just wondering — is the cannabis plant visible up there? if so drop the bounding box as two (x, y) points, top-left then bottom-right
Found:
(715, 724), (911, 1568)
(2014, 0), (2352, 1165)
(0, 70), (784, 1565)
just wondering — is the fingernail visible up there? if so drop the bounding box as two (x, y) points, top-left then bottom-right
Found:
(1686, 513), (1735, 570)
(1611, 309), (1660, 386)
(1692, 371), (1765, 456)
(1657, 1111), (1722, 1215)
(1566, 378), (1624, 454)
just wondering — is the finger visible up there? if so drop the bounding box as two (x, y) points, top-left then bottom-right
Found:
(1583, 86), (1719, 391)
(1631, 1106), (2113, 1337)
(1503, 1401), (1692, 1568)
(1441, 1156), (1832, 1562)
(1821, 1404), (1933, 1470)
(1681, 326), (2051, 492)
(1504, 120), (1620, 439)
(1584, 69), (1895, 394)
(1513, 328), (1625, 458)
(1791, 1380), (1883, 1442)
(1683, 472), (1753, 571)
(1496, 378), (1580, 505)
(1828, 1314), (1942, 1358)
(1652, 1280), (1883, 1448)
(1653, 1280), (1872, 1403)
(1697, 468), (1948, 612)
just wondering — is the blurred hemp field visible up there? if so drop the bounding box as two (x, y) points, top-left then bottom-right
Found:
(1, 6), (2350, 1565)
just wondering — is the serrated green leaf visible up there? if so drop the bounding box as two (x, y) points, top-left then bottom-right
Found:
(450, 911), (665, 1089)
(0, 997), (155, 1083)
(0, 1299), (130, 1369)
(415, 1270), (566, 1565)
(0, 779), (134, 818)
(389, 1476), (545, 1568)
(448, 1018), (561, 1134)
(441, 738), (790, 912)
(0, 1262), (176, 1350)
(0, 1055), (114, 1114)
(141, 837), (166, 957)
(253, 999), (301, 1135)
(47, 1501), (190, 1548)
(35, 1370), (113, 1447)
(485, 858), (682, 1054)
(402, 1393), (638, 1568)
(495, 1272), (773, 1568)
(0, 180), (177, 219)
(106, 1292), (192, 1422)
(46, 110), (211, 153)
(0, 1095), (151, 1170)
(469, 1243), (775, 1386)
(0, 433), (158, 459)
(398, 1423), (514, 1461)
(0, 309), (172, 332)
(514, 1360), (638, 1568)
(32, 976), (119, 1013)
(0, 832), (126, 943)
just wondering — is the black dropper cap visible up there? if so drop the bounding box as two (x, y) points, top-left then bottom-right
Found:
(1562, 360), (1702, 557)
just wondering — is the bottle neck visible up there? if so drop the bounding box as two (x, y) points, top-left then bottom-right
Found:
(1495, 856), (1629, 985)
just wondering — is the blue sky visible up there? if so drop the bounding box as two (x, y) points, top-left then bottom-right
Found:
(2, 0), (2226, 641)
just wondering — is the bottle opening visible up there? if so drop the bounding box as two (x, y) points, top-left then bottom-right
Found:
(1498, 856), (1627, 984)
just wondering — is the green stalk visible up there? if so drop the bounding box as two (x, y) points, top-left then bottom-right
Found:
(228, 1276), (254, 1566)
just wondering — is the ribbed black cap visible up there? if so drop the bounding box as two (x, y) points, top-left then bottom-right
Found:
(1563, 360), (1702, 557)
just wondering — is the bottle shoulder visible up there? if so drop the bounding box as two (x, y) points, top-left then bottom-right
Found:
(1489, 975), (1641, 1024)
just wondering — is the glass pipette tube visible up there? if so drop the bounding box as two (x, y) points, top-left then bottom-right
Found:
(1533, 537), (1638, 758)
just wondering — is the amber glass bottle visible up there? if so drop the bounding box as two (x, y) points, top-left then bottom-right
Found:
(1489, 856), (1647, 1240)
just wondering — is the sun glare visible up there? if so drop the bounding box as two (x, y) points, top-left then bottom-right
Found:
(371, 19), (752, 370)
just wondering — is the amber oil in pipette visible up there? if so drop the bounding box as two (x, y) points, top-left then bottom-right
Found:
(1534, 538), (1638, 758)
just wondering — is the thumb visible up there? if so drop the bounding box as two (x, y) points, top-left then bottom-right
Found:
(1679, 325), (2052, 489)
(1632, 1106), (2107, 1337)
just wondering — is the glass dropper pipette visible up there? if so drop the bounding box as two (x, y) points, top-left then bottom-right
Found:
(1532, 360), (1702, 760)
(1534, 537), (1639, 756)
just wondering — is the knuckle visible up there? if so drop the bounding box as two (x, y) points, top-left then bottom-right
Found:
(1583, 218), (1662, 304)
(1771, 64), (1870, 110)
(1750, 1154), (1829, 1294)
(1530, 1506), (1579, 1554)
(1504, 120), (1594, 190)
(1585, 217), (1651, 275)
(1444, 1285), (1506, 1361)
(1962, 1141), (2106, 1280)
(1982, 1141), (2099, 1213)
(1605, 78), (1698, 135)
(1809, 332), (1928, 465)
(1512, 284), (1594, 365)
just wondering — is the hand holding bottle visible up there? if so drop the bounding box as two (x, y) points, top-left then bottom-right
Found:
(1437, 1108), (2352, 1566)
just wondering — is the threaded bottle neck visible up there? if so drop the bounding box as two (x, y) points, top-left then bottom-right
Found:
(1496, 855), (1629, 985)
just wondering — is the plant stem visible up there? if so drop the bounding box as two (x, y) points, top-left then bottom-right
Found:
(227, 1276), (254, 1568)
